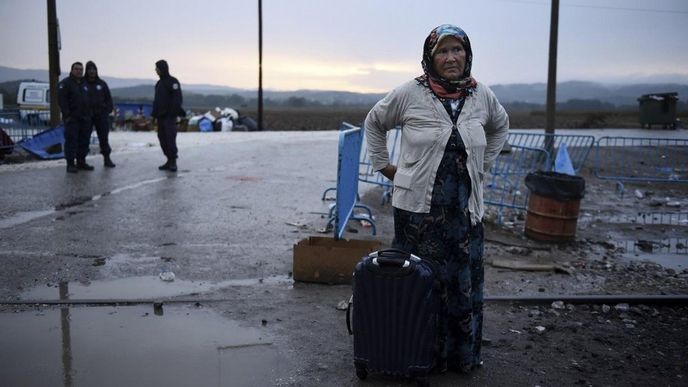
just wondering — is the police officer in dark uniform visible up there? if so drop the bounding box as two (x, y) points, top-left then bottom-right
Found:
(58, 62), (93, 173)
(152, 59), (184, 172)
(85, 61), (116, 168)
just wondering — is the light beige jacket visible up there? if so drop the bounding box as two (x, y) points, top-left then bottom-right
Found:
(365, 80), (509, 224)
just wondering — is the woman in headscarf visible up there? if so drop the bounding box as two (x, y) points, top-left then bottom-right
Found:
(365, 24), (509, 373)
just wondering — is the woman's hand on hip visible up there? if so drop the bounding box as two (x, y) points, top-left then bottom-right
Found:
(379, 164), (397, 181)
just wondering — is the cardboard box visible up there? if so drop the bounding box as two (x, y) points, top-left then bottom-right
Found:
(293, 236), (381, 284)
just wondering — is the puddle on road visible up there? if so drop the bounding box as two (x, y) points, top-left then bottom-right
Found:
(613, 238), (688, 271)
(0, 305), (290, 387)
(20, 275), (293, 301)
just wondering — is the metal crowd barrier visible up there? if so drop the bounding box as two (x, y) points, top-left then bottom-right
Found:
(323, 126), (687, 232)
(603, 212), (688, 226)
(506, 131), (596, 172)
(356, 130), (593, 218)
(594, 136), (688, 183)
(484, 145), (551, 216)
(0, 109), (101, 158)
(321, 122), (359, 200)
(325, 125), (376, 239)
(0, 110), (51, 154)
(464, 131), (593, 221)
(358, 126), (401, 204)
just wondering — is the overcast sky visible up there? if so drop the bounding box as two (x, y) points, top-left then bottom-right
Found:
(1, 0), (687, 92)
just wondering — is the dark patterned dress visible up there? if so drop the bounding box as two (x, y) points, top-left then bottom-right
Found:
(392, 99), (485, 372)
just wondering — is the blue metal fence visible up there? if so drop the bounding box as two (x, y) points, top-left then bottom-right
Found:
(482, 132), (596, 222)
(506, 131), (596, 172)
(484, 145), (551, 214)
(321, 125), (686, 233)
(355, 129), (594, 218)
(321, 122), (361, 200)
(358, 126), (401, 204)
(0, 110), (51, 147)
(326, 125), (377, 239)
(0, 109), (103, 159)
(594, 136), (688, 183)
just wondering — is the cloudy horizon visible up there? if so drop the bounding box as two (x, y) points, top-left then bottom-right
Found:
(1, 0), (687, 93)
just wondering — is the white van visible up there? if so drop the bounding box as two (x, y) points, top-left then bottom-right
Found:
(17, 82), (51, 123)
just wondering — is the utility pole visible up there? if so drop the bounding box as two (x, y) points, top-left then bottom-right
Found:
(545, 0), (559, 160)
(257, 0), (263, 131)
(47, 0), (61, 128)
(545, 0), (559, 135)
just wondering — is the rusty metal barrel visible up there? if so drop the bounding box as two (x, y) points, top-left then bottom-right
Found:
(524, 171), (586, 242)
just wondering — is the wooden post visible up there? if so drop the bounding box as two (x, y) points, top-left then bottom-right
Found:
(47, 0), (61, 128)
(257, 0), (263, 131)
(545, 0), (559, 158)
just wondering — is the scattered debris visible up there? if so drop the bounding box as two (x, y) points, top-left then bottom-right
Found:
(316, 224), (333, 233)
(490, 258), (573, 274)
(159, 270), (176, 282)
(285, 222), (308, 229)
(336, 300), (348, 311)
(505, 246), (532, 256)
(153, 302), (163, 316)
(635, 240), (654, 252)
(217, 342), (272, 350)
(615, 303), (630, 312)
(356, 213), (374, 228)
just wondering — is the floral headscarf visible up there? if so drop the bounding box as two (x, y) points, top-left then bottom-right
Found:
(416, 24), (477, 100)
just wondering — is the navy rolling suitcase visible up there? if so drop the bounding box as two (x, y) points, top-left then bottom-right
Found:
(347, 248), (443, 380)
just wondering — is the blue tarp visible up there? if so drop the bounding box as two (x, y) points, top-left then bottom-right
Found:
(554, 143), (576, 176)
(18, 125), (65, 160)
(199, 118), (214, 132)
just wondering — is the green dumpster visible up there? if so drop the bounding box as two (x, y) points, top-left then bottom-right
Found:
(638, 92), (678, 129)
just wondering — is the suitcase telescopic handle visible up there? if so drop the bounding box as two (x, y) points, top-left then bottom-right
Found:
(370, 249), (421, 266)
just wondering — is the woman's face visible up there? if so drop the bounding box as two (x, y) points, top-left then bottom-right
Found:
(432, 36), (466, 81)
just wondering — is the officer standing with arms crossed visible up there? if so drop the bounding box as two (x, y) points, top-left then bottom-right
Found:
(85, 61), (116, 168)
(58, 62), (93, 173)
(152, 59), (184, 172)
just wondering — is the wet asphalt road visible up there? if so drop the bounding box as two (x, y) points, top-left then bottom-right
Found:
(0, 131), (340, 288)
(0, 131), (349, 386)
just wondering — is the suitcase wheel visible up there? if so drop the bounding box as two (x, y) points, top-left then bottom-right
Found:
(355, 366), (367, 380)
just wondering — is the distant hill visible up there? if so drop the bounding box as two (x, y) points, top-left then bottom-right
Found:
(0, 66), (54, 84)
(2, 65), (687, 108)
(0, 65), (155, 89)
(491, 81), (688, 106)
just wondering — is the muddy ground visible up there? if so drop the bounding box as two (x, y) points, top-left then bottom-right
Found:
(308, 166), (688, 387)
(289, 158), (688, 386)
(0, 131), (686, 386)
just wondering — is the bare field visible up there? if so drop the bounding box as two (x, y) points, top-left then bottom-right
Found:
(235, 107), (687, 131)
